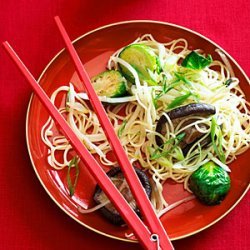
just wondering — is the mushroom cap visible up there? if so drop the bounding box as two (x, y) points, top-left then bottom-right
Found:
(93, 167), (152, 225)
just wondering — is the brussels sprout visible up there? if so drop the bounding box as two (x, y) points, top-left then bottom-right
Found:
(189, 161), (231, 205)
(182, 51), (213, 70)
(119, 44), (161, 85)
(91, 70), (127, 97)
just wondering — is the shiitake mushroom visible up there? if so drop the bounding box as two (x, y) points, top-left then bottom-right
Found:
(93, 167), (151, 226)
(156, 103), (216, 154)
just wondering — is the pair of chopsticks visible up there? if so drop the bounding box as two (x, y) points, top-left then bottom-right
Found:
(3, 16), (174, 250)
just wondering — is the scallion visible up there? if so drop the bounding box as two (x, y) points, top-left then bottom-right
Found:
(67, 156), (80, 197)
(167, 92), (192, 109)
(211, 117), (226, 163)
(174, 72), (191, 85)
(118, 120), (127, 138)
(151, 132), (186, 159)
(224, 78), (233, 87)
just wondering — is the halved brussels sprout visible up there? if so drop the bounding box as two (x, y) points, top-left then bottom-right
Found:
(91, 70), (127, 97)
(119, 44), (161, 85)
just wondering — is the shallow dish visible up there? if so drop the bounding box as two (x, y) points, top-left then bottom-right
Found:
(26, 20), (250, 242)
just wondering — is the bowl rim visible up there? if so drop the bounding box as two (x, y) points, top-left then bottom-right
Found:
(25, 19), (250, 243)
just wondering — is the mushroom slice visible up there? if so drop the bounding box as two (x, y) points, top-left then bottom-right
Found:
(93, 167), (151, 226)
(156, 103), (216, 152)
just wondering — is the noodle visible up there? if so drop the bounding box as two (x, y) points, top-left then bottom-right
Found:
(41, 35), (250, 217)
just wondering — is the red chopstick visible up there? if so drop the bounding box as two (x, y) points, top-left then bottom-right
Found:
(54, 16), (173, 250)
(2, 41), (158, 249)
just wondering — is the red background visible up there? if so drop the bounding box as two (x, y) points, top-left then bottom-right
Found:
(0, 1), (249, 249)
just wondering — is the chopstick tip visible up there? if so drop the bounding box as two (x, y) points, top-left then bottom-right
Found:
(2, 41), (12, 52)
(2, 41), (9, 47)
(54, 16), (61, 24)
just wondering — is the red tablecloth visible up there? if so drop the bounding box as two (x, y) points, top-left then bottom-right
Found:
(0, 1), (249, 249)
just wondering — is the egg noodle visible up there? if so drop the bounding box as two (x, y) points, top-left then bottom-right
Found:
(41, 34), (250, 216)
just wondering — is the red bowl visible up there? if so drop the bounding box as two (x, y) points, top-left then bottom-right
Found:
(26, 21), (250, 242)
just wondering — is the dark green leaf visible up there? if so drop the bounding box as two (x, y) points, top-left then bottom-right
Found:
(182, 51), (213, 70)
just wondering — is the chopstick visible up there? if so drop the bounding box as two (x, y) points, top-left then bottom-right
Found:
(54, 16), (174, 250)
(2, 41), (157, 249)
(3, 16), (174, 249)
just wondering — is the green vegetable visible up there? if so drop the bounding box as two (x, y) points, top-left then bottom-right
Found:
(119, 44), (161, 85)
(174, 72), (191, 85)
(189, 161), (230, 205)
(224, 78), (233, 87)
(174, 72), (201, 102)
(67, 157), (80, 197)
(153, 72), (198, 108)
(153, 75), (168, 107)
(167, 92), (192, 109)
(151, 132), (186, 160)
(118, 119), (127, 138)
(153, 74), (186, 108)
(182, 51), (213, 70)
(211, 117), (226, 163)
(65, 89), (70, 111)
(91, 70), (127, 97)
